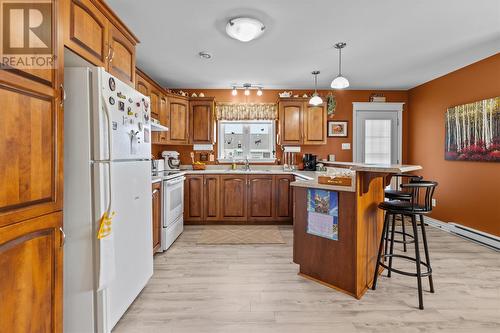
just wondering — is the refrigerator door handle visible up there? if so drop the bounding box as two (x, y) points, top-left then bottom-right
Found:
(101, 95), (114, 214)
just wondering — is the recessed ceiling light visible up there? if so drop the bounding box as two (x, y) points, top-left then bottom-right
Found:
(226, 17), (265, 42)
(198, 51), (212, 59)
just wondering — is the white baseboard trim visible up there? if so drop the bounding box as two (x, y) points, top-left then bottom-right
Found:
(423, 216), (500, 252)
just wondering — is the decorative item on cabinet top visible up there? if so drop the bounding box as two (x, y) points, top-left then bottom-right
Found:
(216, 103), (277, 120)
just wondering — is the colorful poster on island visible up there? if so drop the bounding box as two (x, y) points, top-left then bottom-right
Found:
(306, 189), (339, 241)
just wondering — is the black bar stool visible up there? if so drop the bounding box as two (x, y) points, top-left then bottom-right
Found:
(373, 180), (438, 310)
(384, 174), (423, 253)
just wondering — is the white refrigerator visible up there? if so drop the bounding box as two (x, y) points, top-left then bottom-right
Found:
(64, 67), (153, 332)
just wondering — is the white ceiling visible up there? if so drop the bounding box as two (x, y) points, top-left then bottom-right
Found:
(107, 0), (500, 90)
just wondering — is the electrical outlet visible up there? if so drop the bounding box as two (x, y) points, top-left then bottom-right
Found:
(432, 198), (437, 207)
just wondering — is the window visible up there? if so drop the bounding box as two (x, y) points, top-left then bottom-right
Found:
(218, 120), (276, 162)
(364, 119), (392, 164)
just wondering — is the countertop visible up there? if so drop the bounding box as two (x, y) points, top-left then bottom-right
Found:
(319, 160), (422, 173)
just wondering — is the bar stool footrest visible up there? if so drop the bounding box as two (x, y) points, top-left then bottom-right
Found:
(379, 254), (432, 277)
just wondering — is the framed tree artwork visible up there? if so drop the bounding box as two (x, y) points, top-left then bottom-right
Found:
(328, 121), (348, 137)
(445, 97), (499, 162)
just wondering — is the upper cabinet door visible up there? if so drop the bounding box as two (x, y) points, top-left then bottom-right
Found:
(168, 97), (189, 144)
(149, 88), (160, 119)
(303, 103), (327, 145)
(135, 72), (150, 97)
(190, 99), (214, 144)
(0, 80), (62, 227)
(158, 95), (168, 143)
(279, 101), (303, 144)
(65, 0), (108, 67)
(107, 24), (136, 87)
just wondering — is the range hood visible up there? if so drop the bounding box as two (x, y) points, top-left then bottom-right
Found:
(150, 118), (168, 132)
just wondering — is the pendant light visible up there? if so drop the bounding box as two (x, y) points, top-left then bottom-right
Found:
(231, 86), (238, 96)
(309, 71), (323, 106)
(331, 42), (349, 89)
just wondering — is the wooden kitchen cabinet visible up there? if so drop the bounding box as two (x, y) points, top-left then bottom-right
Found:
(184, 175), (204, 222)
(149, 87), (161, 119)
(108, 24), (136, 86)
(274, 175), (294, 221)
(0, 212), (63, 333)
(303, 103), (327, 144)
(135, 70), (150, 96)
(64, 0), (138, 86)
(189, 97), (215, 144)
(167, 95), (190, 144)
(158, 95), (169, 143)
(220, 175), (247, 221)
(152, 182), (162, 253)
(278, 98), (327, 145)
(247, 175), (275, 221)
(204, 175), (221, 221)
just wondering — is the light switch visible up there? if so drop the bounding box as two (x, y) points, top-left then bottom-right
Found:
(342, 143), (351, 150)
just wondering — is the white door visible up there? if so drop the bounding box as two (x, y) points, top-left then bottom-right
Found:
(355, 111), (400, 164)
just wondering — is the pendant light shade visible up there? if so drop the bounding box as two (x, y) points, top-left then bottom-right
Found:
(331, 42), (349, 89)
(309, 71), (323, 106)
(331, 75), (349, 89)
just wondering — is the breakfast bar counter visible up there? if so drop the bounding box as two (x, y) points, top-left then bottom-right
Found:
(291, 163), (422, 299)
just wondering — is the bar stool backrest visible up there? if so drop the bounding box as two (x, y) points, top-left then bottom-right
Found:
(400, 181), (438, 213)
(392, 174), (423, 191)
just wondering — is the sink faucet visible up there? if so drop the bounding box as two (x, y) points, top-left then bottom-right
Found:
(243, 158), (251, 171)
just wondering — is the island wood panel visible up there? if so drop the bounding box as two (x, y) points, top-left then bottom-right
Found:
(189, 99), (214, 144)
(220, 175), (247, 221)
(0, 81), (62, 227)
(355, 173), (385, 297)
(247, 175), (275, 221)
(279, 102), (302, 144)
(152, 182), (162, 253)
(184, 175), (204, 222)
(65, 0), (108, 67)
(108, 24), (135, 86)
(293, 187), (357, 297)
(0, 211), (62, 333)
(303, 103), (327, 144)
(204, 175), (220, 221)
(274, 175), (294, 221)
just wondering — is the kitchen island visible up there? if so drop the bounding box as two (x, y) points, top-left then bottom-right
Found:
(291, 163), (422, 299)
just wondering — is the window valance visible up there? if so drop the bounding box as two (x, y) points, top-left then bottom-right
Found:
(216, 103), (277, 120)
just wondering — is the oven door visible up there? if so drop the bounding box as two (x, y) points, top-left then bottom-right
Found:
(163, 176), (185, 227)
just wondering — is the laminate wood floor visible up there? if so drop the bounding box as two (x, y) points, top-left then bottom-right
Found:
(114, 225), (500, 333)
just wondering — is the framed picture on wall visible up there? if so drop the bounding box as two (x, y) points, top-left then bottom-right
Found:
(328, 121), (348, 137)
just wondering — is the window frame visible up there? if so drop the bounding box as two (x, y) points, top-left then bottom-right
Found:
(217, 120), (276, 163)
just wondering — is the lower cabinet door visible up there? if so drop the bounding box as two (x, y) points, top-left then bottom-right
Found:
(152, 182), (162, 252)
(184, 175), (204, 222)
(0, 211), (63, 333)
(274, 175), (294, 221)
(247, 175), (275, 221)
(220, 175), (247, 221)
(204, 175), (220, 221)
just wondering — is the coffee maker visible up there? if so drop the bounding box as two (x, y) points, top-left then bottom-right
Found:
(302, 153), (317, 171)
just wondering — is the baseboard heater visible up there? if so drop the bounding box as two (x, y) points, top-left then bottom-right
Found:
(424, 216), (500, 252)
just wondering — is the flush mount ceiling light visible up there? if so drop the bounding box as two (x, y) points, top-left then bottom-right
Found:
(226, 17), (265, 42)
(309, 71), (323, 106)
(331, 42), (350, 89)
(230, 83), (264, 96)
(198, 51), (212, 59)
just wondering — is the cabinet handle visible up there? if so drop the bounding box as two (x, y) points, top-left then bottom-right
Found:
(105, 47), (111, 60)
(109, 48), (115, 63)
(152, 189), (160, 196)
(59, 227), (66, 247)
(60, 84), (66, 106)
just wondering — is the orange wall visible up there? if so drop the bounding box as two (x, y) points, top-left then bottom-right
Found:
(154, 89), (408, 165)
(408, 53), (500, 236)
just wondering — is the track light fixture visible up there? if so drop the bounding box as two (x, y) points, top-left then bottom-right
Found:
(230, 83), (264, 96)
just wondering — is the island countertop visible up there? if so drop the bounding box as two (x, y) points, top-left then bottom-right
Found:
(319, 160), (422, 173)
